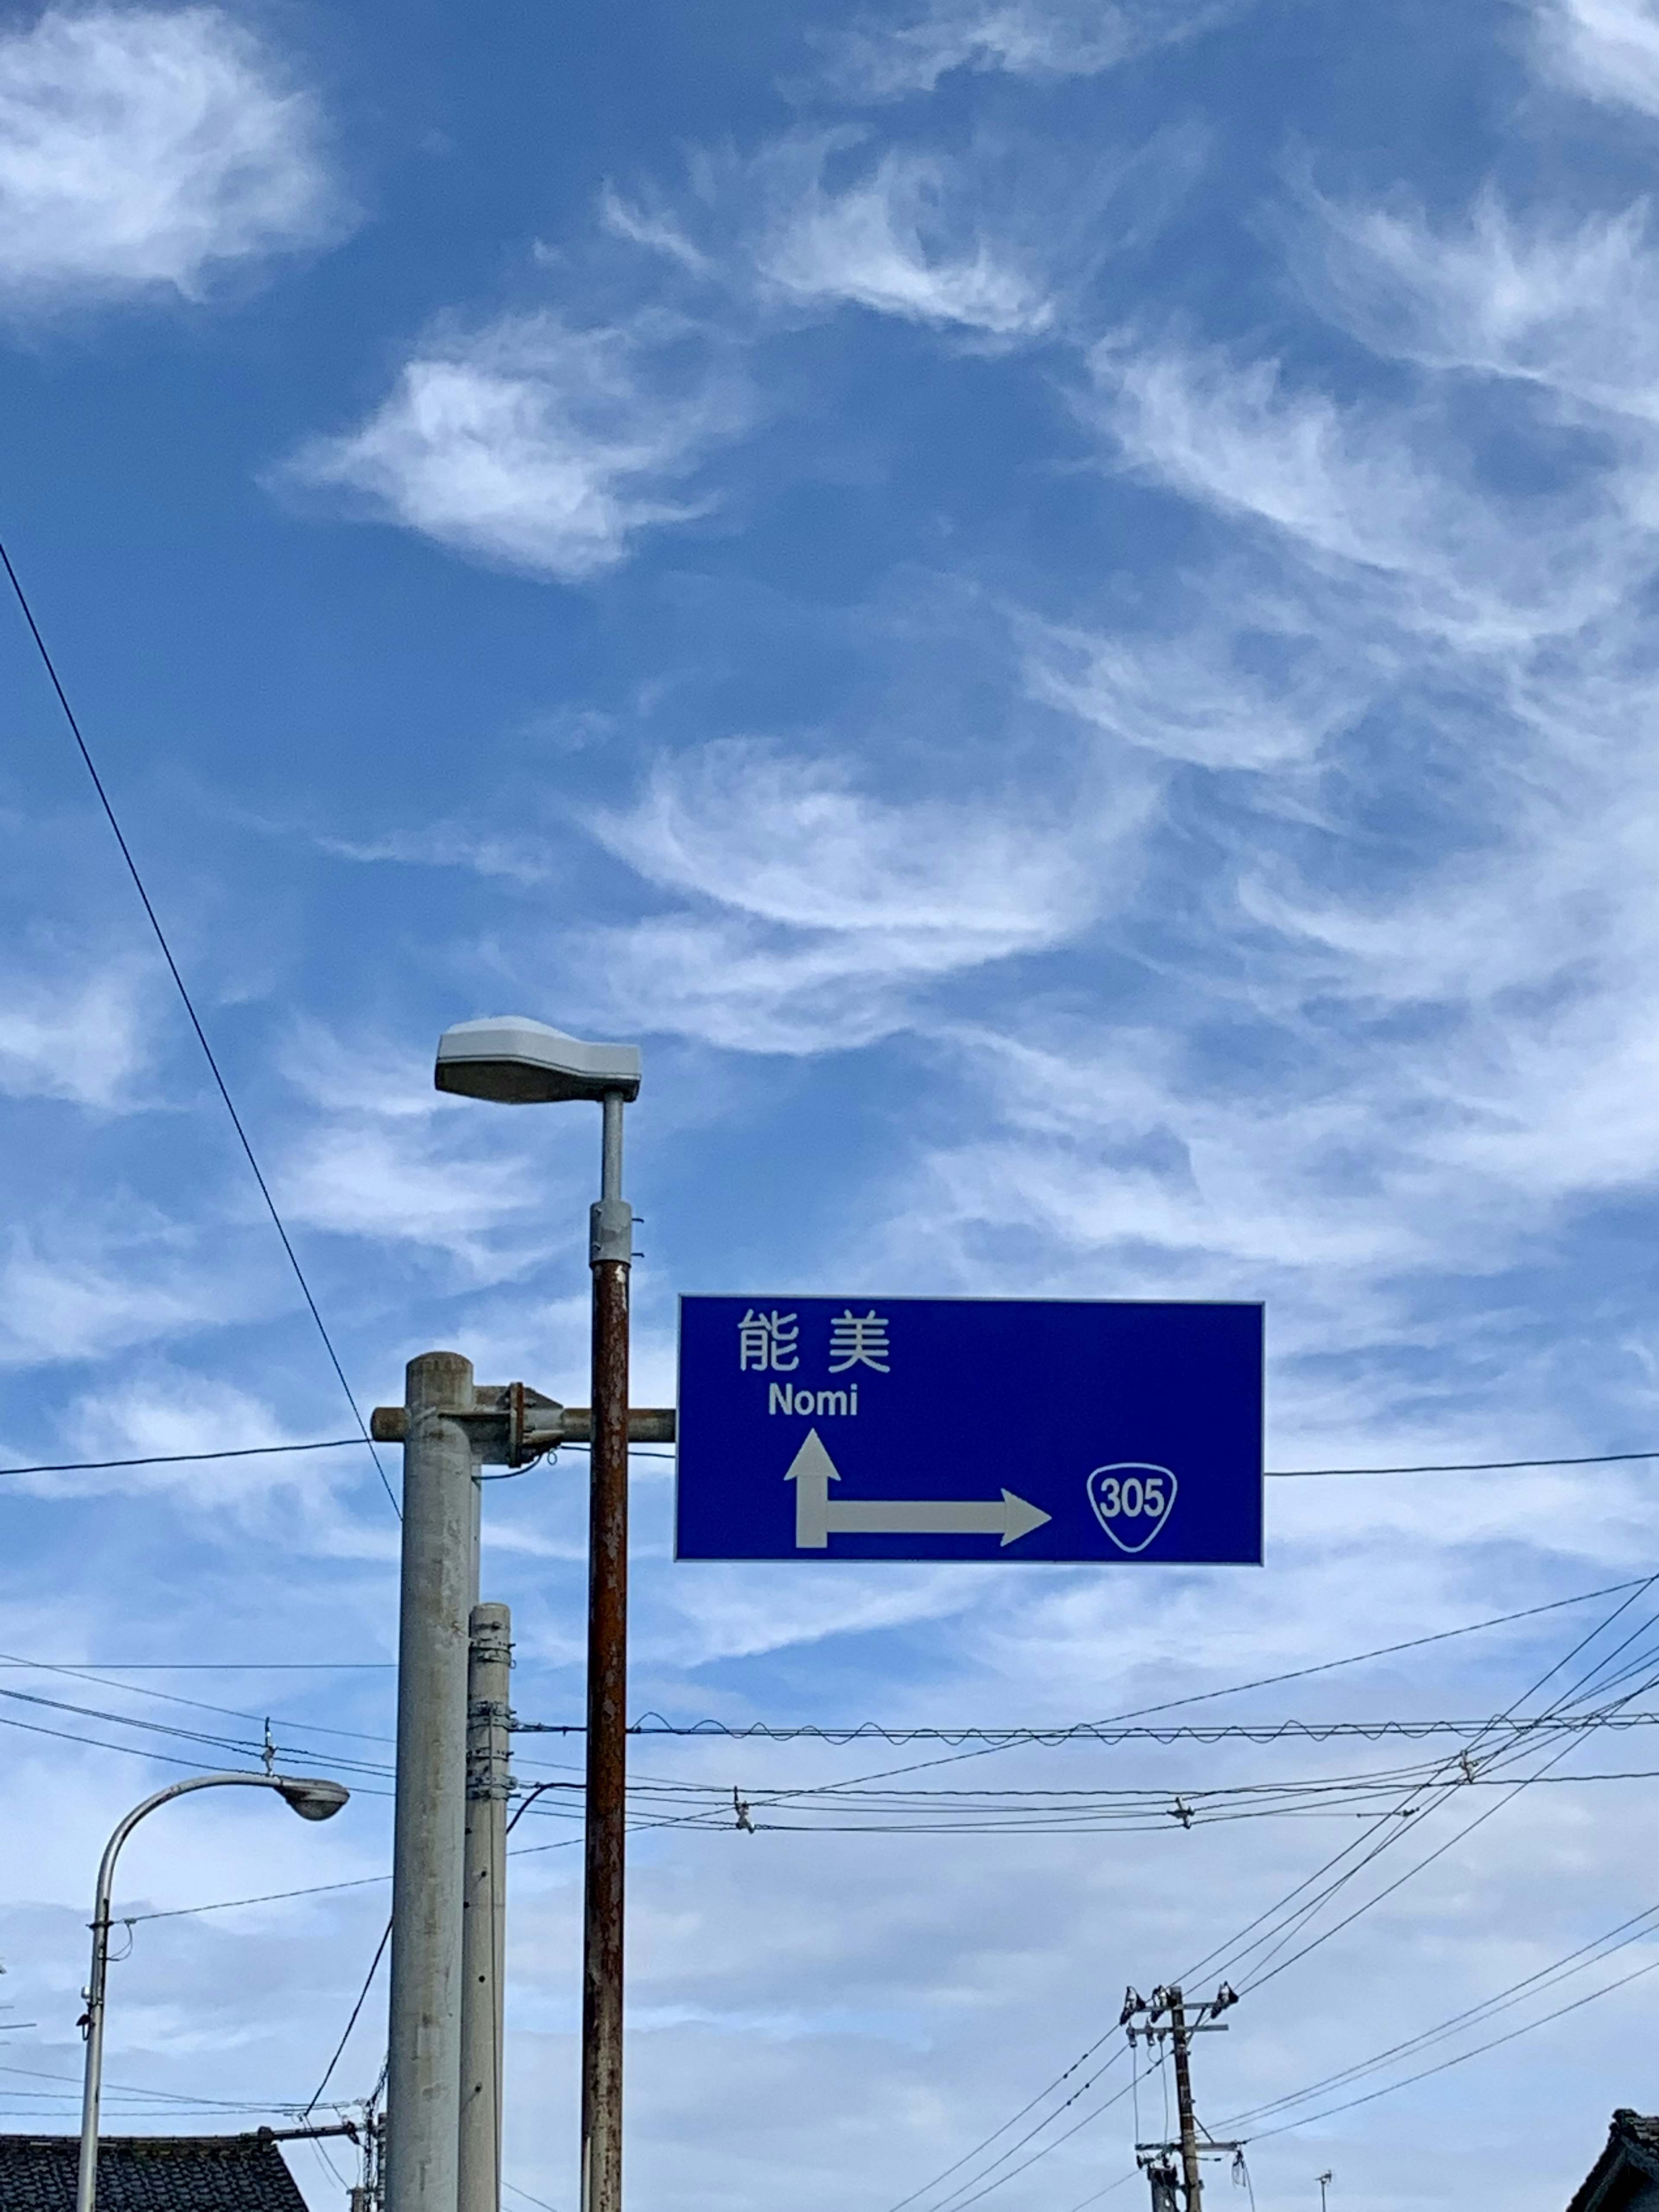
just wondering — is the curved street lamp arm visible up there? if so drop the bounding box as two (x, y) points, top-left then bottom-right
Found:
(77, 1773), (349, 2212)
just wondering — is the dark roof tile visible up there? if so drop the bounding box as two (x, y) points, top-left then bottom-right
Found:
(0, 2134), (312, 2212)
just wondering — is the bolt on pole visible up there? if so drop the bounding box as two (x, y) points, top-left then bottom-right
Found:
(385, 1352), (479, 2212)
(459, 1602), (512, 2212)
(582, 1090), (632, 2212)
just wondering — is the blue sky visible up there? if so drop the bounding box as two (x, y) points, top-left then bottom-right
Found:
(4, 0), (1659, 2207)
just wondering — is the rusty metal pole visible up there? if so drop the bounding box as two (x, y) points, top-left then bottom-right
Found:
(582, 1091), (632, 2212)
(1167, 1988), (1203, 2212)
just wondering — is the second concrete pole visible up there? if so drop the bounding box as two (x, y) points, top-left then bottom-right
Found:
(459, 1603), (512, 2212)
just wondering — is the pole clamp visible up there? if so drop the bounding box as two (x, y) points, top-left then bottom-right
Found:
(589, 1198), (634, 1266)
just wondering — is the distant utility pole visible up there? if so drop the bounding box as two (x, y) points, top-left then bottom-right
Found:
(1167, 1986), (1203, 2211)
(1319, 2172), (1333, 2212)
(1121, 1982), (1241, 2212)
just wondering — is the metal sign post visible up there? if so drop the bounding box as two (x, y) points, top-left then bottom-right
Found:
(675, 1297), (1263, 1565)
(432, 1019), (643, 2212)
(582, 1090), (633, 2212)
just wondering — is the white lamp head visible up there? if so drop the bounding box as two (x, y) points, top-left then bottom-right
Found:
(275, 1776), (350, 1822)
(435, 1017), (642, 1106)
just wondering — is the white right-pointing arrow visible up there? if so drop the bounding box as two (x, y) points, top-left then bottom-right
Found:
(785, 1430), (1051, 1550)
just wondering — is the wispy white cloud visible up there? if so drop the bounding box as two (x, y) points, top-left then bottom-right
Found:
(819, 0), (1241, 99)
(25, 1368), (344, 1517)
(1090, 334), (1636, 648)
(289, 121), (1185, 582)
(607, 128), (1194, 340)
(1533, 0), (1659, 117)
(277, 1120), (536, 1264)
(882, 185), (1659, 1436)
(0, 3), (344, 305)
(1020, 599), (1365, 769)
(1292, 185), (1659, 421)
(276, 1023), (553, 1271)
(0, 1205), (257, 1369)
(747, 137), (1056, 334)
(0, 957), (154, 1107)
(280, 311), (748, 581)
(576, 736), (1138, 1052)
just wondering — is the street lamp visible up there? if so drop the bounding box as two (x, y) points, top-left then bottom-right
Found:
(1319, 2172), (1333, 2212)
(435, 1015), (641, 2212)
(76, 1772), (350, 2212)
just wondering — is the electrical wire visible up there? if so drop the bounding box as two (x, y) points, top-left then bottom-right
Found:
(1178, 1583), (1659, 1999)
(891, 1580), (1659, 2212)
(1268, 1448), (1659, 1476)
(0, 1649), (396, 1745)
(3, 1440), (1657, 1479)
(1, 1442), (362, 1476)
(1220, 1904), (1659, 2132)
(0, 2061), (312, 2115)
(0, 1660), (394, 1670)
(503, 2182), (564, 2212)
(0, 529), (396, 1519)
(1177, 1601), (1658, 1996)
(1238, 1950), (1659, 2147)
(1059, 2174), (1139, 2212)
(925, 2065), (1140, 2212)
(0, 1683), (396, 1784)
(728, 1576), (1655, 1806)
(125, 1874), (391, 1923)
(518, 1708), (1659, 1748)
(302, 1918), (392, 2117)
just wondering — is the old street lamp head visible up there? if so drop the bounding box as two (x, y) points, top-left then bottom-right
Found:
(275, 1776), (351, 1822)
(435, 1016), (642, 1106)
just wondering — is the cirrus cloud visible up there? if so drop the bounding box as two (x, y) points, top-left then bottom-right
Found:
(0, 3), (346, 305)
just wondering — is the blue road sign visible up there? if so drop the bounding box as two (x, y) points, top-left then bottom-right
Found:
(675, 1297), (1263, 1564)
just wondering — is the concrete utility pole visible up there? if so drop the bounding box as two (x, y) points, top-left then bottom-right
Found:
(385, 1352), (480, 2212)
(371, 1335), (673, 2212)
(460, 1603), (513, 2212)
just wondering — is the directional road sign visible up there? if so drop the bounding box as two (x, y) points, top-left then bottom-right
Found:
(675, 1297), (1262, 1564)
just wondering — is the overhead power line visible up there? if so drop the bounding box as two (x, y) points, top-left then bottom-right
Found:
(1219, 1902), (1659, 2133)
(1237, 1949), (1659, 2147)
(521, 1709), (1659, 1747)
(4, 1440), (1658, 1481)
(889, 1577), (1659, 2212)
(1270, 1448), (1659, 1476)
(0, 1442), (362, 1476)
(0, 530), (395, 1519)
(302, 1917), (392, 2117)
(1166, 1580), (1659, 2009)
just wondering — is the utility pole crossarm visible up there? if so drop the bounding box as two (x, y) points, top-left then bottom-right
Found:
(370, 1399), (675, 1458)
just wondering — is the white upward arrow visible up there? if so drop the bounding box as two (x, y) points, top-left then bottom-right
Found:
(785, 1429), (1052, 1551)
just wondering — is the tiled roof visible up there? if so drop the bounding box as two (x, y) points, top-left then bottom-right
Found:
(0, 2133), (311, 2212)
(1566, 2109), (1659, 2212)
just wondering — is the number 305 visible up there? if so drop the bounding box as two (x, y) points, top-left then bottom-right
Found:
(1095, 1473), (1165, 1517)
